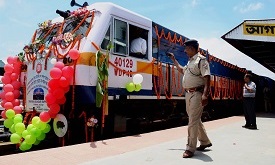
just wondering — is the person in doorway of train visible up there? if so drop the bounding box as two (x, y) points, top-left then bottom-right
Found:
(130, 29), (147, 58)
(242, 74), (257, 129)
(167, 39), (212, 158)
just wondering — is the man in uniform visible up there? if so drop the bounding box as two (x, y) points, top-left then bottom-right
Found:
(167, 39), (212, 158)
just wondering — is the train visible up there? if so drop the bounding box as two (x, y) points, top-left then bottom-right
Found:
(0, 2), (274, 149)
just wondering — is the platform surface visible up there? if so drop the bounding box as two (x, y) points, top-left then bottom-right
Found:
(0, 114), (275, 165)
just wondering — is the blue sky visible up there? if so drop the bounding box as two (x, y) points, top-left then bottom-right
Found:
(0, 0), (275, 79)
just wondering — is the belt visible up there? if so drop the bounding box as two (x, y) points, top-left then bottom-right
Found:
(185, 86), (204, 93)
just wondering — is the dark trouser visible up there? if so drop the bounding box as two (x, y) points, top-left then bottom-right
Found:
(243, 97), (256, 126)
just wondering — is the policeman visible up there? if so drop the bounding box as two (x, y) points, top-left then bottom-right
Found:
(167, 39), (212, 158)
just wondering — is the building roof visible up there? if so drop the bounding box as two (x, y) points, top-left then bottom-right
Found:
(222, 19), (275, 73)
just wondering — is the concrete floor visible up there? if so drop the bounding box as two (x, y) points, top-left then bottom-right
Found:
(1, 113), (275, 165)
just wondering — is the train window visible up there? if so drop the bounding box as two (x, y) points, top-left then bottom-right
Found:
(101, 25), (111, 50)
(63, 15), (92, 38)
(113, 19), (128, 55)
(129, 24), (148, 59)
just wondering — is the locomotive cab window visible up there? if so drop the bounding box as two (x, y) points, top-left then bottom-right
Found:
(113, 19), (128, 55)
(129, 25), (148, 59)
(101, 25), (111, 50)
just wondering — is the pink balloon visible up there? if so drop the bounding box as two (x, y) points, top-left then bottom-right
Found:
(49, 103), (60, 114)
(56, 96), (66, 105)
(4, 84), (14, 92)
(53, 88), (64, 99)
(1, 100), (7, 107)
(48, 79), (60, 90)
(4, 102), (14, 109)
(1, 75), (11, 84)
(13, 90), (20, 98)
(62, 66), (74, 79)
(45, 93), (56, 105)
(0, 92), (6, 99)
(5, 92), (14, 101)
(50, 68), (62, 79)
(59, 77), (69, 88)
(54, 62), (65, 70)
(14, 106), (22, 114)
(12, 99), (20, 106)
(11, 81), (21, 89)
(68, 49), (80, 60)
(10, 73), (19, 81)
(4, 64), (14, 73)
(1, 110), (7, 119)
(7, 56), (15, 64)
(39, 111), (51, 122)
(4, 72), (11, 77)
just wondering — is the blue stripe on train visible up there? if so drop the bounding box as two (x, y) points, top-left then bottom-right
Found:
(75, 85), (153, 104)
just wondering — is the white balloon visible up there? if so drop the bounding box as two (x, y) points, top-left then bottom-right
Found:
(50, 58), (57, 65)
(133, 74), (143, 84)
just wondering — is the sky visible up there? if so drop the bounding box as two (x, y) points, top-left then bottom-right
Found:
(0, 0), (275, 79)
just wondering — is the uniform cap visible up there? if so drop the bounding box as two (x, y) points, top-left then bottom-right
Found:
(184, 39), (199, 47)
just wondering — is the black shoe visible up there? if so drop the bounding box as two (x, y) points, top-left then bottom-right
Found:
(197, 143), (212, 151)
(248, 125), (257, 130)
(242, 125), (250, 128)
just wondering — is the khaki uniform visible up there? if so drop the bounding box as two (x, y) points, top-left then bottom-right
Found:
(182, 53), (211, 153)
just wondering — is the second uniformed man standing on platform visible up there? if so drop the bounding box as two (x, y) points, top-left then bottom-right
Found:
(167, 39), (212, 158)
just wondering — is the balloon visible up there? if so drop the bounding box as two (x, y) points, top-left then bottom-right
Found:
(133, 74), (143, 84)
(10, 73), (19, 81)
(56, 96), (66, 105)
(42, 124), (51, 133)
(15, 123), (25, 134)
(31, 116), (40, 124)
(45, 93), (57, 105)
(54, 61), (65, 70)
(15, 114), (23, 119)
(1, 75), (12, 84)
(6, 109), (15, 119)
(11, 81), (21, 89)
(35, 120), (46, 130)
(19, 141), (32, 151)
(4, 118), (13, 128)
(25, 135), (36, 145)
(4, 64), (14, 73)
(62, 66), (74, 79)
(22, 130), (30, 138)
(4, 102), (13, 109)
(14, 116), (23, 124)
(30, 127), (41, 137)
(53, 88), (65, 99)
(34, 139), (41, 145)
(1, 99), (7, 107)
(135, 84), (142, 92)
(13, 90), (20, 99)
(50, 67), (62, 79)
(59, 76), (69, 87)
(10, 133), (21, 144)
(49, 103), (60, 114)
(10, 124), (16, 133)
(0, 92), (5, 99)
(1, 110), (7, 119)
(39, 111), (51, 123)
(5, 92), (14, 102)
(50, 58), (57, 65)
(4, 84), (14, 92)
(7, 56), (15, 64)
(126, 82), (135, 92)
(12, 99), (20, 107)
(48, 110), (57, 119)
(13, 106), (22, 114)
(63, 85), (70, 93)
(27, 124), (34, 132)
(37, 132), (46, 141)
(48, 79), (60, 90)
(68, 49), (80, 60)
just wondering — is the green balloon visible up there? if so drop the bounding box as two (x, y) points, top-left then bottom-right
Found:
(25, 135), (36, 145)
(34, 139), (41, 145)
(37, 132), (46, 141)
(14, 116), (23, 124)
(15, 123), (25, 134)
(15, 114), (23, 119)
(32, 116), (40, 125)
(27, 124), (34, 132)
(9, 124), (16, 133)
(4, 119), (14, 128)
(10, 133), (21, 144)
(42, 124), (51, 133)
(134, 84), (142, 92)
(22, 130), (30, 138)
(36, 120), (46, 130)
(30, 127), (41, 137)
(20, 141), (32, 151)
(126, 82), (135, 92)
(6, 109), (15, 119)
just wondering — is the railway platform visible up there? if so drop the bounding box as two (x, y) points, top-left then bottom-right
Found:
(0, 113), (275, 165)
